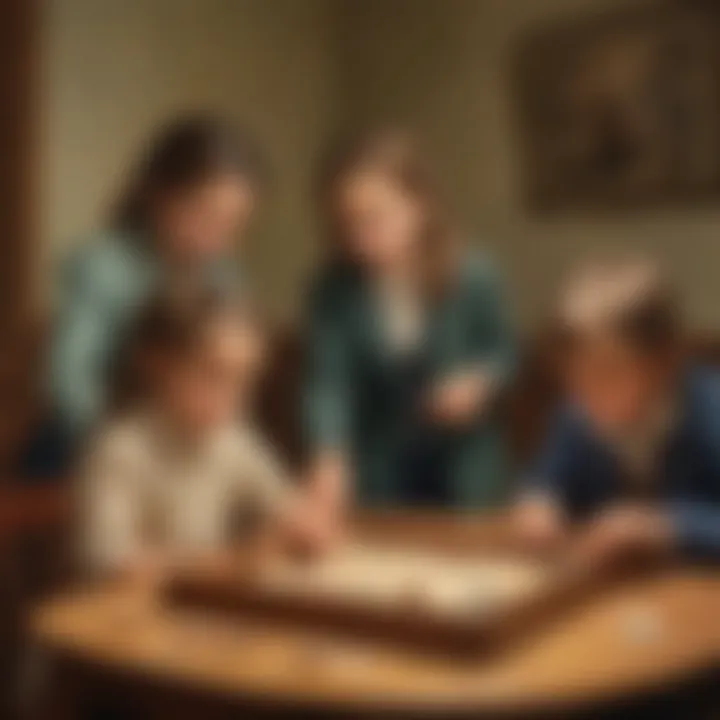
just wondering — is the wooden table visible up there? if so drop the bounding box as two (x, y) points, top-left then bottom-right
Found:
(30, 515), (720, 718)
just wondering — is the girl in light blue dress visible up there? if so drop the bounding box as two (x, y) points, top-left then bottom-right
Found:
(21, 116), (268, 479)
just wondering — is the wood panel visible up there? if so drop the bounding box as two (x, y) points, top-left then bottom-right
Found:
(0, 5), (42, 716)
(0, 0), (39, 334)
(0, 0), (41, 473)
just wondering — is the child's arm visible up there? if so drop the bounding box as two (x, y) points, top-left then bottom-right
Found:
(239, 430), (340, 556)
(79, 431), (145, 578)
(516, 410), (675, 566)
(658, 398), (720, 558)
(426, 256), (516, 426)
(663, 502), (720, 557)
(565, 504), (673, 572)
(513, 409), (578, 552)
(514, 492), (565, 554)
(574, 401), (720, 563)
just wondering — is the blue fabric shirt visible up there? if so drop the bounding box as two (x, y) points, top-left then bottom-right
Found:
(528, 366), (720, 559)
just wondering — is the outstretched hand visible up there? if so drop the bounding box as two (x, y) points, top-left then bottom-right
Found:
(566, 504), (673, 573)
(278, 484), (347, 560)
(425, 370), (495, 427)
(513, 495), (566, 556)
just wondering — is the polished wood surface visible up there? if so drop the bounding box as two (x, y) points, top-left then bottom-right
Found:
(30, 515), (720, 715)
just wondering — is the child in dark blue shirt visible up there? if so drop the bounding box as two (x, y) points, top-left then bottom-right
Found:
(515, 258), (720, 565)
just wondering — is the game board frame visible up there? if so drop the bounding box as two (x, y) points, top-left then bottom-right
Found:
(163, 515), (619, 659)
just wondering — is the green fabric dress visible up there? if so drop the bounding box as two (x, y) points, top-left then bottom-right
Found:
(303, 250), (516, 510)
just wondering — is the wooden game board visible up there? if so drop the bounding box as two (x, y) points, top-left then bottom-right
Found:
(164, 520), (611, 659)
(258, 543), (546, 617)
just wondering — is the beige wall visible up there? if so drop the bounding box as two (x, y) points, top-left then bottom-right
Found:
(337, 0), (720, 330)
(40, 0), (336, 318)
(41, 0), (720, 328)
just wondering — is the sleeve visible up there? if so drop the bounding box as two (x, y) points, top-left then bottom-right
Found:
(302, 272), (355, 452)
(47, 249), (117, 437)
(521, 407), (578, 506)
(235, 429), (292, 517)
(78, 431), (142, 573)
(663, 387), (720, 557)
(665, 502), (720, 557)
(465, 256), (517, 388)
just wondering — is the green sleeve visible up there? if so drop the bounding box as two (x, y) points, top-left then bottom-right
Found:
(302, 272), (355, 452)
(465, 255), (517, 386)
(48, 247), (119, 436)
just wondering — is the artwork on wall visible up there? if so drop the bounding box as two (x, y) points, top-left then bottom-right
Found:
(514, 1), (720, 213)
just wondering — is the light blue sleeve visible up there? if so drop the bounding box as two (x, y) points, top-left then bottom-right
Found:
(47, 245), (123, 437)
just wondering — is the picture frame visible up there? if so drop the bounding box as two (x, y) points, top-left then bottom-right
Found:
(514, 1), (720, 213)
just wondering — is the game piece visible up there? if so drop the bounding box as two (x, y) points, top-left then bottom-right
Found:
(621, 604), (663, 645)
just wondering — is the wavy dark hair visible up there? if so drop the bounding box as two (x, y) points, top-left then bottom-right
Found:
(316, 127), (458, 298)
(114, 115), (268, 232)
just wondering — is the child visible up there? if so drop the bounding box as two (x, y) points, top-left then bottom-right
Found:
(515, 258), (720, 566)
(303, 129), (515, 517)
(79, 286), (313, 577)
(22, 116), (267, 479)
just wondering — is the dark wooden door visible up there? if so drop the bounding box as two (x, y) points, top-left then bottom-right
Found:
(0, 0), (38, 334)
(0, 0), (40, 469)
(0, 4), (40, 717)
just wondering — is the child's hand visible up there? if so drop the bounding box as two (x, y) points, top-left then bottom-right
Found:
(280, 491), (344, 558)
(292, 507), (341, 556)
(570, 505), (673, 571)
(513, 496), (565, 555)
(118, 550), (172, 592)
(425, 370), (494, 427)
(275, 452), (350, 559)
(307, 452), (350, 527)
(307, 452), (349, 511)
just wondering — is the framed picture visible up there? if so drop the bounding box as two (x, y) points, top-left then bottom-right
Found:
(514, 1), (720, 213)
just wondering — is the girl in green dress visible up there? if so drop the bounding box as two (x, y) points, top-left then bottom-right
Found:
(21, 116), (267, 479)
(303, 129), (516, 524)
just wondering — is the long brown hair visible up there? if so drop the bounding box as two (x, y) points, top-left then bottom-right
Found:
(317, 128), (457, 298)
(114, 115), (268, 232)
